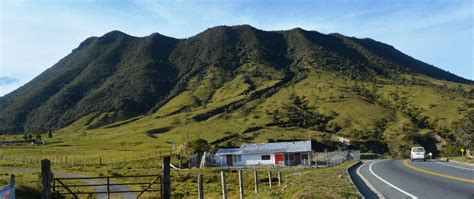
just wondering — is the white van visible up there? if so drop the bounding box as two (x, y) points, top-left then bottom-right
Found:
(410, 147), (426, 161)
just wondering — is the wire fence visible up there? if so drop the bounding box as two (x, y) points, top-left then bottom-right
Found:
(0, 152), (162, 167)
(187, 150), (361, 168)
(1, 150), (360, 169)
(311, 150), (361, 167)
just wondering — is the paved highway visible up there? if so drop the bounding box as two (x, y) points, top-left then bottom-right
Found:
(351, 159), (474, 199)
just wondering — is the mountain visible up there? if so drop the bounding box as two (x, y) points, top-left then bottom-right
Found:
(0, 25), (472, 156)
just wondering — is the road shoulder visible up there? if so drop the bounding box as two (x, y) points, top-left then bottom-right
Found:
(348, 160), (384, 198)
(449, 159), (474, 167)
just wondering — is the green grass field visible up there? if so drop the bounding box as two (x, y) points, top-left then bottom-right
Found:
(1, 157), (359, 199)
(1, 68), (472, 198)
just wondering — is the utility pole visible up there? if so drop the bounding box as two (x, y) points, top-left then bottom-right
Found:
(185, 118), (189, 145)
(308, 131), (312, 166)
(184, 107), (190, 150)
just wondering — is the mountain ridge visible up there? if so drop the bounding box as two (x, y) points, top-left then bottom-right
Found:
(0, 25), (472, 136)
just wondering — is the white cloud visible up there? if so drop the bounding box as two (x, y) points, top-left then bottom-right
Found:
(0, 76), (19, 85)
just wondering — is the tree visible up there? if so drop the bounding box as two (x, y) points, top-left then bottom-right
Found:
(271, 109), (281, 124)
(383, 120), (418, 158)
(266, 93), (331, 130)
(453, 110), (474, 148)
(47, 131), (53, 138)
(188, 139), (210, 154)
(27, 134), (33, 142)
(36, 134), (42, 141)
(23, 133), (28, 142)
(285, 94), (330, 129)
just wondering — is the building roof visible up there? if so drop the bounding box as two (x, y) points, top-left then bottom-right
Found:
(216, 141), (311, 155)
(242, 141), (311, 154)
(216, 148), (241, 155)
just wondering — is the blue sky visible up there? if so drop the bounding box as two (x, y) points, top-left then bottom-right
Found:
(0, 0), (472, 96)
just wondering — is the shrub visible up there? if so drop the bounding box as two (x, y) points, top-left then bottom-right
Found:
(189, 139), (210, 153)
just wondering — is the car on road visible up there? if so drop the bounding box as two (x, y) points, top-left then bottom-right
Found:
(410, 147), (426, 161)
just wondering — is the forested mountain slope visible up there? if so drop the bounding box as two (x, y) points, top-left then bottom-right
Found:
(1, 25), (472, 156)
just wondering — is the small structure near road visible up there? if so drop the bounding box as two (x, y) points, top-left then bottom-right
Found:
(335, 136), (351, 145)
(0, 174), (15, 199)
(216, 141), (312, 167)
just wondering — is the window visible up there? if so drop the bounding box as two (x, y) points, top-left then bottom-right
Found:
(412, 147), (425, 152)
(261, 155), (271, 160)
(289, 154), (295, 161)
(302, 154), (308, 160)
(234, 155), (241, 162)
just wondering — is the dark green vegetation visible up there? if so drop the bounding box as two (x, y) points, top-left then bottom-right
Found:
(0, 25), (472, 157)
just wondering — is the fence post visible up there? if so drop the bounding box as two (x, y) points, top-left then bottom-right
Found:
(220, 171), (227, 199)
(326, 152), (329, 167)
(268, 170), (272, 191)
(9, 174), (15, 186)
(198, 174), (204, 199)
(254, 170), (258, 194)
(162, 156), (171, 199)
(41, 159), (52, 199)
(106, 177), (110, 199)
(9, 174), (15, 199)
(238, 170), (244, 199)
(278, 171), (281, 186)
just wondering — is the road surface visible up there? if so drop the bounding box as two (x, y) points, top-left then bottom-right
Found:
(351, 159), (474, 199)
(0, 167), (136, 199)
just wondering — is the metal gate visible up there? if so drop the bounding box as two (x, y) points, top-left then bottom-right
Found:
(52, 174), (161, 198)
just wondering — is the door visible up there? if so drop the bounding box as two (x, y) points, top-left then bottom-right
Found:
(294, 153), (301, 165)
(226, 155), (233, 166)
(275, 153), (284, 165)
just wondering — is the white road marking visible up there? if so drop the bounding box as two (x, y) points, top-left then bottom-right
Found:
(356, 161), (385, 198)
(369, 160), (418, 199)
(433, 161), (474, 171)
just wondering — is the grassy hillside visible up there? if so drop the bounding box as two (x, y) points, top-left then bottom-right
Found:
(3, 70), (470, 158)
(1, 25), (473, 158)
(1, 68), (471, 198)
(1, 25), (471, 133)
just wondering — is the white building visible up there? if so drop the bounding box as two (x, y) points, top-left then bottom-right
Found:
(215, 141), (312, 166)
